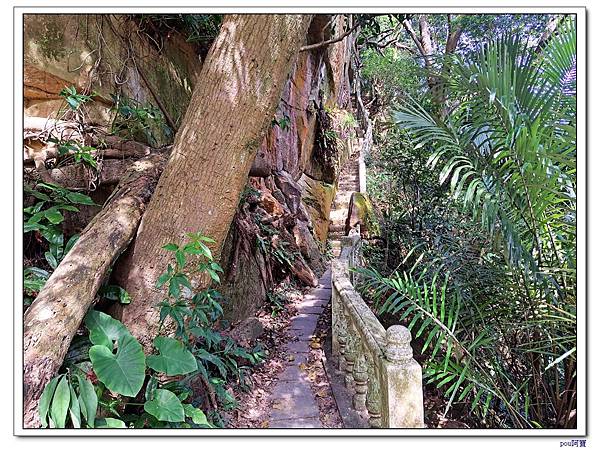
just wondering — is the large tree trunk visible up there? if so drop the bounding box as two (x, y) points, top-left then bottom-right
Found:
(23, 153), (166, 428)
(115, 14), (313, 350)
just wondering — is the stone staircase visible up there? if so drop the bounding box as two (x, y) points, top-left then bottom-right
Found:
(328, 143), (361, 256)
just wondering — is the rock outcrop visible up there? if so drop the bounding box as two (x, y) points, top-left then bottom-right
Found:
(24, 14), (201, 145)
(345, 192), (381, 238)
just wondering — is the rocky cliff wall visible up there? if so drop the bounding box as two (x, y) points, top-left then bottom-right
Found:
(24, 14), (201, 145)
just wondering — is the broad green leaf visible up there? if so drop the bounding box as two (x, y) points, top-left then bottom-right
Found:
(50, 375), (70, 428)
(175, 250), (186, 268)
(89, 333), (146, 397)
(147, 336), (197, 376)
(44, 208), (64, 225)
(76, 374), (97, 428)
(25, 188), (51, 201)
(95, 418), (127, 428)
(99, 285), (131, 304)
(197, 242), (213, 260)
(84, 310), (130, 350)
(68, 383), (81, 428)
(65, 191), (95, 205)
(143, 389), (185, 422)
(64, 234), (79, 255)
(145, 376), (158, 401)
(66, 97), (78, 109)
(44, 251), (59, 269)
(38, 375), (60, 428)
(24, 222), (45, 233)
(183, 404), (210, 426)
(156, 272), (171, 288)
(196, 348), (227, 378)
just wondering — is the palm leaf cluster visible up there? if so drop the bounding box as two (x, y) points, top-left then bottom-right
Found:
(361, 19), (576, 428)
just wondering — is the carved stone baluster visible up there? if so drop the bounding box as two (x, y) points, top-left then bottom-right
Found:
(344, 320), (357, 389)
(384, 325), (414, 362)
(331, 294), (340, 352)
(337, 310), (348, 372)
(352, 353), (368, 411)
(366, 354), (382, 428)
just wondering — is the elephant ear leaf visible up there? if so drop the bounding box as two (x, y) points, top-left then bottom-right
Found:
(147, 336), (197, 376)
(89, 333), (146, 397)
(84, 310), (130, 350)
(68, 383), (81, 428)
(95, 418), (127, 428)
(183, 404), (211, 427)
(143, 389), (185, 422)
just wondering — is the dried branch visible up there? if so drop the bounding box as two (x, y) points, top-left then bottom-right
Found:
(299, 21), (360, 52)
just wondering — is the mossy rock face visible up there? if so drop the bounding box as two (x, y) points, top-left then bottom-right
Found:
(345, 192), (380, 238)
(298, 174), (336, 243)
(24, 15), (200, 146)
(304, 107), (354, 185)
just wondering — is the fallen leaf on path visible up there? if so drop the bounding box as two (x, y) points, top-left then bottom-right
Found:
(272, 400), (286, 410)
(316, 389), (328, 398)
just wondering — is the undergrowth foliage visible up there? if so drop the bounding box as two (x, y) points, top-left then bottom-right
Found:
(110, 93), (172, 147)
(23, 84), (169, 306)
(39, 232), (264, 429)
(360, 19), (576, 428)
(23, 183), (96, 305)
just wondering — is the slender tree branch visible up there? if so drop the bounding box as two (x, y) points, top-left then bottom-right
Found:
(401, 18), (426, 57)
(445, 14), (463, 54)
(299, 21), (360, 52)
(395, 42), (418, 54)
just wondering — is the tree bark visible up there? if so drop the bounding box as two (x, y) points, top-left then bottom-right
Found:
(402, 15), (463, 117)
(22, 153), (166, 428)
(535, 14), (566, 53)
(115, 14), (313, 351)
(25, 159), (135, 188)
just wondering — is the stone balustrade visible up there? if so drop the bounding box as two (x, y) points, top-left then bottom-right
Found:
(331, 231), (425, 428)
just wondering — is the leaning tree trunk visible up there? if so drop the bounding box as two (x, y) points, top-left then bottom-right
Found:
(23, 153), (166, 428)
(115, 14), (313, 351)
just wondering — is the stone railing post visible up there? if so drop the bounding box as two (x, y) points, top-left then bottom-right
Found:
(352, 353), (368, 411)
(331, 238), (425, 429)
(380, 325), (425, 428)
(343, 319), (357, 389)
(366, 354), (382, 428)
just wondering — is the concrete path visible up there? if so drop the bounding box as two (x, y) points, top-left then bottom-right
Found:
(267, 269), (332, 428)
